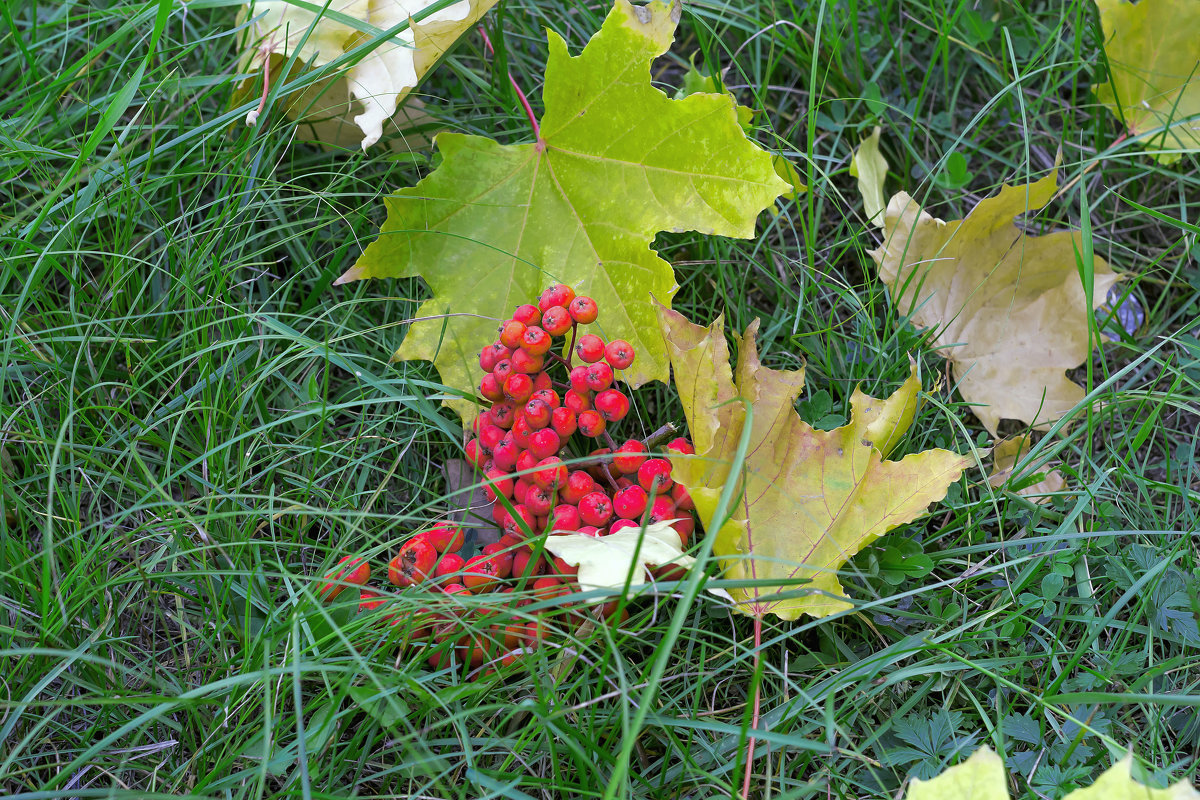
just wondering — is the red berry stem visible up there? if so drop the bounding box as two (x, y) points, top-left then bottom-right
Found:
(600, 427), (619, 452)
(639, 422), (679, 451)
(565, 321), (579, 369)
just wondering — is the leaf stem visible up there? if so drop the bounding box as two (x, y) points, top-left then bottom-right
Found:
(477, 25), (542, 143)
(741, 614), (763, 799)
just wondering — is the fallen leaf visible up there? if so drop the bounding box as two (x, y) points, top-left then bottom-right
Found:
(543, 521), (695, 597)
(987, 435), (1066, 503)
(868, 173), (1122, 435)
(905, 747), (1200, 800)
(851, 125), (889, 226)
(657, 304), (970, 620)
(1093, 0), (1200, 164)
(236, 0), (498, 148)
(335, 0), (787, 420)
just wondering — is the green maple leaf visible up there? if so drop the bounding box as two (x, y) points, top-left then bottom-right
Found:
(336, 0), (787, 418)
(1093, 0), (1200, 164)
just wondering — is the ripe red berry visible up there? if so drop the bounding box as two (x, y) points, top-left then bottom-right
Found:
(479, 345), (499, 372)
(575, 334), (605, 363)
(538, 283), (575, 311)
(609, 518), (640, 535)
(578, 491), (614, 527)
(389, 537), (438, 587)
(504, 504), (536, 538)
(532, 371), (553, 391)
(513, 477), (532, 505)
(358, 588), (387, 613)
(638, 458), (674, 493)
(531, 388), (560, 408)
(648, 495), (677, 524)
(500, 320), (526, 349)
(524, 398), (552, 429)
(529, 428), (562, 461)
(613, 440), (648, 474)
(577, 526), (603, 537)
(532, 457), (568, 491)
(465, 438), (487, 469)
(490, 400), (517, 429)
(594, 388), (630, 422)
(511, 414), (534, 449)
(542, 306), (573, 336)
(515, 448), (538, 474)
(577, 409), (606, 438)
(564, 389), (591, 414)
(479, 424), (505, 452)
(513, 550), (547, 579)
(511, 347), (545, 374)
(667, 437), (695, 456)
(504, 373), (534, 403)
(512, 304), (541, 325)
(479, 373), (504, 402)
(492, 359), (514, 384)
(568, 365), (591, 394)
(604, 339), (635, 370)
(425, 523), (466, 553)
(584, 363), (614, 392)
(521, 326), (552, 355)
(434, 552), (466, 578)
(462, 554), (504, 591)
(525, 486), (554, 515)
(551, 407), (577, 438)
(670, 482), (694, 511)
(483, 468), (515, 502)
(613, 485), (649, 520)
(672, 516), (696, 547)
(493, 439), (520, 471)
(562, 470), (596, 504)
(568, 296), (598, 324)
(548, 503), (581, 532)
(320, 555), (370, 600)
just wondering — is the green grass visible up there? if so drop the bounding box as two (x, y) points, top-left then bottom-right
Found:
(2, 0), (1198, 797)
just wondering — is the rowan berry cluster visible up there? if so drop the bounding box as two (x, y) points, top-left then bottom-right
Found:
(315, 284), (702, 675)
(465, 283), (697, 545)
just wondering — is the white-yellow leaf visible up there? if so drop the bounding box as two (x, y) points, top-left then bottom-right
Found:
(544, 522), (694, 597)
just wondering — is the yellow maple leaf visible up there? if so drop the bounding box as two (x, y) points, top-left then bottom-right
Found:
(987, 435), (1066, 503)
(236, 0), (498, 148)
(656, 303), (970, 620)
(1093, 0), (1200, 164)
(868, 172), (1122, 435)
(851, 126), (889, 227)
(905, 746), (1200, 800)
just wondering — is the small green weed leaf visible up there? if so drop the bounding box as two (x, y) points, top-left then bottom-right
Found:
(863, 82), (886, 116)
(1093, 0), (1200, 163)
(348, 684), (410, 729)
(932, 151), (974, 190)
(338, 0), (787, 419)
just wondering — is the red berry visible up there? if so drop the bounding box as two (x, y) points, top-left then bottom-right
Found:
(578, 491), (614, 527)
(511, 414), (533, 449)
(524, 398), (552, 429)
(609, 518), (640, 535)
(564, 389), (592, 414)
(577, 409), (606, 438)
(568, 296), (598, 324)
(667, 437), (695, 456)
(533, 457), (568, 491)
(425, 524), (466, 553)
(577, 526), (603, 537)
(490, 400), (517, 429)
(551, 407), (578, 438)
(638, 459), (674, 493)
(462, 554), (504, 591)
(531, 388), (560, 408)
(512, 304), (540, 325)
(648, 495), (677, 524)
(594, 389), (630, 422)
(358, 588), (386, 613)
(435, 552), (466, 579)
(504, 504), (536, 538)
(521, 326), (552, 355)
(538, 283), (575, 311)
(525, 486), (554, 515)
(500, 320), (526, 349)
(504, 373), (533, 403)
(548, 503), (581, 532)
(483, 468), (515, 502)
(320, 555), (370, 600)
(604, 340), (635, 370)
(389, 538), (437, 587)
(511, 347), (545, 374)
(479, 373), (504, 402)
(613, 486), (649, 520)
(493, 439), (520, 471)
(569, 365), (591, 394)
(479, 424), (505, 452)
(672, 516), (696, 546)
(670, 482), (694, 511)
(479, 345), (498, 372)
(465, 438), (487, 469)
(562, 470), (596, 504)
(492, 359), (514, 384)
(584, 363), (614, 392)
(575, 334), (605, 363)
(529, 428), (561, 461)
(513, 550), (547, 578)
(515, 448), (538, 474)
(542, 306), (573, 336)
(533, 371), (553, 391)
(513, 477), (532, 505)
(613, 440), (648, 474)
